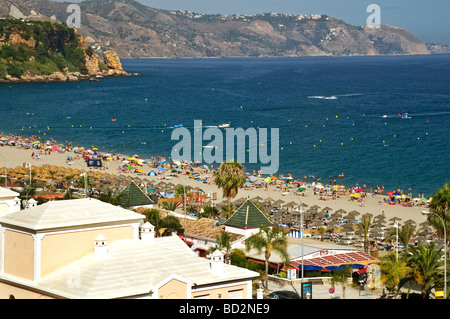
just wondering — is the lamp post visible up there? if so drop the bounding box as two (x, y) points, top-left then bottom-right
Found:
(25, 162), (32, 186)
(393, 221), (399, 261)
(295, 195), (305, 284)
(422, 210), (447, 299)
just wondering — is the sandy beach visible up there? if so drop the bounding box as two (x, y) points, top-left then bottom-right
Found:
(0, 138), (432, 227)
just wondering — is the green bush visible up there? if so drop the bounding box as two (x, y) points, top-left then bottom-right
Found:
(7, 61), (22, 77)
(0, 61), (7, 78)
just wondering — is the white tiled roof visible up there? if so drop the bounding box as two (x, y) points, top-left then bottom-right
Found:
(0, 187), (19, 199)
(0, 198), (144, 231)
(37, 236), (259, 299)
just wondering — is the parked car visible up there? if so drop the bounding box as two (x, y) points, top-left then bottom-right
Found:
(267, 290), (300, 299)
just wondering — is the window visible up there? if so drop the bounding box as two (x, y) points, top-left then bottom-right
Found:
(228, 289), (243, 299)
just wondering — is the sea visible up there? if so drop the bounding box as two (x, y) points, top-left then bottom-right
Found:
(0, 54), (449, 196)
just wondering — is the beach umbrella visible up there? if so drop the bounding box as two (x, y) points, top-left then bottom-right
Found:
(404, 219), (416, 225)
(252, 196), (264, 202)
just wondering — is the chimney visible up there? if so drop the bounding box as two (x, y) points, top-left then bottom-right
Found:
(140, 221), (155, 243)
(94, 234), (108, 260)
(210, 250), (224, 276)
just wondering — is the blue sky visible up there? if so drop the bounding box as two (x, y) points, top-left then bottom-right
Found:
(137, 0), (450, 44)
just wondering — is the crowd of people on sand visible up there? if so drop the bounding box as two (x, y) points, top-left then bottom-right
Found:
(0, 132), (432, 208)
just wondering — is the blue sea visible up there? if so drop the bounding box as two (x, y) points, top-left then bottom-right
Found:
(1, 54), (449, 196)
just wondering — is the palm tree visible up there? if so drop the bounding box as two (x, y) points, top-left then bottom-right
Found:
(379, 252), (411, 297)
(216, 230), (232, 264)
(330, 266), (352, 299)
(316, 227), (327, 242)
(213, 161), (246, 217)
(175, 184), (191, 215)
(143, 209), (182, 236)
(398, 223), (417, 253)
(357, 215), (372, 253)
(63, 174), (74, 192)
(428, 182), (450, 251)
(245, 225), (290, 289)
(160, 214), (182, 235)
(406, 242), (445, 299)
(385, 223), (417, 253)
(161, 200), (178, 211)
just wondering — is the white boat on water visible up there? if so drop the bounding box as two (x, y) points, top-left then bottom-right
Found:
(401, 113), (412, 119)
(203, 145), (214, 149)
(218, 123), (230, 128)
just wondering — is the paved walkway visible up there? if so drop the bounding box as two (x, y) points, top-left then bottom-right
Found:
(267, 278), (381, 299)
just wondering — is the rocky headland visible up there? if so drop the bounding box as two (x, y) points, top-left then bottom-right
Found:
(0, 19), (134, 83)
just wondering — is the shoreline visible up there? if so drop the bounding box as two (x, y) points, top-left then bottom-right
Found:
(0, 132), (432, 227)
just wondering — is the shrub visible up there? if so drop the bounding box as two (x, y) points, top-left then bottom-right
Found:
(7, 61), (22, 77)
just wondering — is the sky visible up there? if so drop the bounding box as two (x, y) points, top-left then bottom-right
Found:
(135, 0), (450, 44)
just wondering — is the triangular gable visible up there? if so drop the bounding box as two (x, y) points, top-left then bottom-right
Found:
(224, 198), (273, 229)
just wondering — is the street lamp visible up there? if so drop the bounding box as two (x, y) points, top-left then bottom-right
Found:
(422, 210), (447, 299)
(24, 162), (32, 186)
(294, 195), (305, 284)
(393, 221), (399, 261)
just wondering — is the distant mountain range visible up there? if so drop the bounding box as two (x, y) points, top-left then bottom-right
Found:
(1, 0), (449, 58)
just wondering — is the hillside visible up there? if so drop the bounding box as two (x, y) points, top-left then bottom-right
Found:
(0, 18), (129, 82)
(0, 0), (431, 58)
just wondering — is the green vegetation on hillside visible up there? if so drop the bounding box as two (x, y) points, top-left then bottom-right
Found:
(0, 19), (101, 79)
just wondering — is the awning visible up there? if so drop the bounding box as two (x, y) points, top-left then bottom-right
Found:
(290, 250), (376, 271)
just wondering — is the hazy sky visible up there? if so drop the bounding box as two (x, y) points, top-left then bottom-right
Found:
(136, 0), (450, 44)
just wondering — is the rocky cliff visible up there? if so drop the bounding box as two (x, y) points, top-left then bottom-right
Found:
(0, 0), (433, 59)
(0, 18), (130, 83)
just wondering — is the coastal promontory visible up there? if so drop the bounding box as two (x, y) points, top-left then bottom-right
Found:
(0, 19), (129, 83)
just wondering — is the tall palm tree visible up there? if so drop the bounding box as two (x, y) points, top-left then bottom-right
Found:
(245, 225), (290, 289)
(428, 182), (450, 251)
(358, 215), (372, 253)
(406, 242), (445, 299)
(175, 184), (191, 215)
(379, 252), (411, 297)
(213, 161), (246, 217)
(398, 223), (417, 253)
(216, 230), (232, 264)
(330, 266), (352, 299)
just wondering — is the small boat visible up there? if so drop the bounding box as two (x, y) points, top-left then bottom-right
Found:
(382, 114), (388, 118)
(173, 124), (184, 128)
(401, 113), (411, 119)
(111, 119), (117, 122)
(203, 145), (214, 149)
(218, 123), (230, 128)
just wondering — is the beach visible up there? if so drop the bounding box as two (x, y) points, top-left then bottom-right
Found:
(0, 135), (431, 227)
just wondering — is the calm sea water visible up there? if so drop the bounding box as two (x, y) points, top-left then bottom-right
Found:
(0, 55), (449, 196)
